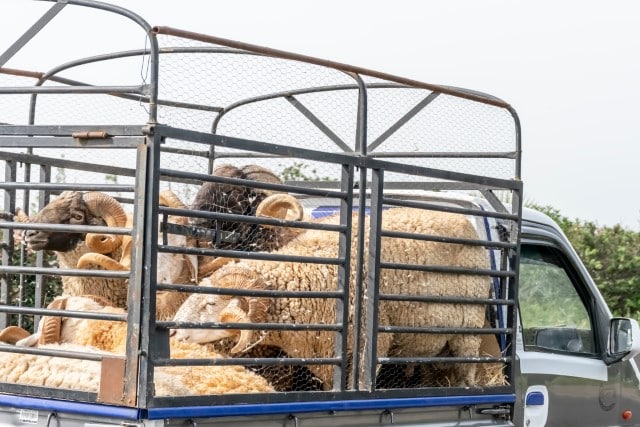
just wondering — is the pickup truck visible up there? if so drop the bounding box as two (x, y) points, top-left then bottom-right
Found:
(1, 1), (640, 426)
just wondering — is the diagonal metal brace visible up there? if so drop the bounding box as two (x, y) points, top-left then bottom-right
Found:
(0, 1), (67, 68)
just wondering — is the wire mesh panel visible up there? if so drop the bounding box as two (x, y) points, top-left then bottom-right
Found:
(0, 0), (520, 410)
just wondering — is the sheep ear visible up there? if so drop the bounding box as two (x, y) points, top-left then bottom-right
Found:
(38, 297), (68, 345)
(198, 257), (234, 278)
(13, 208), (29, 222)
(0, 326), (31, 344)
(16, 333), (40, 347)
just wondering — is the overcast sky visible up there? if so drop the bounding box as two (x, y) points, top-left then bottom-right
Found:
(3, 0), (640, 229)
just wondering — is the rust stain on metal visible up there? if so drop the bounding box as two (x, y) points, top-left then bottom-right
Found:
(72, 131), (110, 139)
(151, 26), (511, 109)
(98, 356), (127, 404)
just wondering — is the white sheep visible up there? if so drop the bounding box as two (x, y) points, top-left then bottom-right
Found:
(171, 207), (493, 390)
(0, 295), (274, 395)
(6, 294), (321, 392)
(0, 343), (274, 395)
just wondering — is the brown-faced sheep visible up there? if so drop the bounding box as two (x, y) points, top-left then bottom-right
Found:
(21, 191), (129, 307)
(171, 208), (493, 390)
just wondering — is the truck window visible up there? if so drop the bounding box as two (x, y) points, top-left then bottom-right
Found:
(518, 245), (595, 355)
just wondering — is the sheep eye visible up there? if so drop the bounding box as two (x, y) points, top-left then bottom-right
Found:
(72, 213), (84, 221)
(202, 299), (217, 309)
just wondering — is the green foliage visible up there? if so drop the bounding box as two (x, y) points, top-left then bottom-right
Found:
(280, 162), (335, 182)
(519, 260), (590, 329)
(1, 230), (62, 332)
(528, 204), (640, 318)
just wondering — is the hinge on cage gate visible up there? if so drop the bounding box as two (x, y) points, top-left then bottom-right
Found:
(72, 131), (111, 139)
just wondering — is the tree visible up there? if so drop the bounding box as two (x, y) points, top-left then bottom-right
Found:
(529, 205), (640, 318)
(1, 230), (62, 332)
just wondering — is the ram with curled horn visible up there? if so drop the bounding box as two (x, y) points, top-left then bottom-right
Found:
(21, 191), (130, 308)
(197, 192), (304, 277)
(187, 164), (306, 278)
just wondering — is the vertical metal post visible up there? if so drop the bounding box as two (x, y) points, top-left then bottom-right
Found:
(133, 129), (162, 407)
(116, 134), (152, 407)
(348, 72), (369, 390)
(334, 164), (354, 391)
(1, 160), (17, 329)
(361, 168), (384, 390)
(33, 164), (50, 328)
(506, 182), (523, 387)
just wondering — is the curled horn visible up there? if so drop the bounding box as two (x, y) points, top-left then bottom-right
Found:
(216, 267), (270, 354)
(77, 252), (128, 271)
(0, 326), (31, 344)
(255, 194), (303, 224)
(159, 189), (187, 210)
(37, 297), (68, 346)
(84, 192), (128, 254)
(13, 208), (29, 223)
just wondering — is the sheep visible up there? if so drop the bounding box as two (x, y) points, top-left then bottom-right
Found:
(0, 295), (274, 395)
(22, 191), (129, 307)
(171, 207), (493, 390)
(8, 294), (322, 392)
(74, 188), (301, 320)
(190, 164), (304, 258)
(0, 343), (274, 395)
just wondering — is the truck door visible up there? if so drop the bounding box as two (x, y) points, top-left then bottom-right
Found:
(515, 243), (619, 427)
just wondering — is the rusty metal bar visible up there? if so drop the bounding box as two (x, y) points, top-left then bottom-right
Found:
(152, 26), (511, 109)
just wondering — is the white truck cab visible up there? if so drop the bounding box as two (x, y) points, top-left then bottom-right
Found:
(515, 207), (640, 426)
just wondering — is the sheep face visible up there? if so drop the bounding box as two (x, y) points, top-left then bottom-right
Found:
(190, 165), (257, 231)
(171, 292), (233, 344)
(172, 267), (270, 353)
(189, 164), (288, 252)
(24, 191), (127, 253)
(24, 192), (90, 251)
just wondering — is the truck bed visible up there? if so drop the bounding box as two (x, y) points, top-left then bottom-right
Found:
(0, 1), (521, 425)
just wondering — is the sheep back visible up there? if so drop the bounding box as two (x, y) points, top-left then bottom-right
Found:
(189, 207), (491, 388)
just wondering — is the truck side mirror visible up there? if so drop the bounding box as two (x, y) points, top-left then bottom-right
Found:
(609, 318), (640, 361)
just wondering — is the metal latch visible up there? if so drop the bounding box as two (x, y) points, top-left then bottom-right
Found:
(72, 131), (110, 139)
